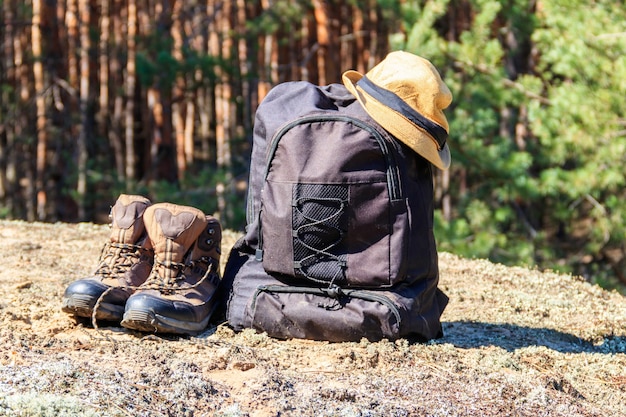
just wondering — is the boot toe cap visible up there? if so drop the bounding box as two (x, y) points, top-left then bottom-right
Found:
(63, 278), (130, 304)
(122, 292), (213, 334)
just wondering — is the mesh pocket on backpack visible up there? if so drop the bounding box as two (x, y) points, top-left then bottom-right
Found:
(292, 184), (348, 284)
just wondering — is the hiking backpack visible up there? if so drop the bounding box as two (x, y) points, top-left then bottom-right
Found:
(221, 81), (448, 342)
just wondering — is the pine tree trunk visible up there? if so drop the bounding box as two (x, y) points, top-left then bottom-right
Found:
(125, 0), (138, 183)
(98, 0), (110, 136)
(352, 4), (365, 73)
(108, 0), (125, 181)
(195, 3), (210, 162)
(215, 0), (233, 221)
(12, 1), (31, 218)
(171, 0), (186, 180)
(312, 0), (328, 85)
(236, 0), (251, 135)
(367, 4), (378, 69)
(154, 0), (177, 183)
(33, 0), (48, 220)
(258, 0), (274, 100)
(184, 100), (195, 168)
(0, 0), (13, 207)
(76, 0), (90, 220)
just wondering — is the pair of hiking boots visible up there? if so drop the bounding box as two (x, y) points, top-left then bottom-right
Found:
(61, 194), (222, 335)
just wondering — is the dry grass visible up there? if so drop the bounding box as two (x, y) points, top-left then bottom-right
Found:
(0, 219), (625, 416)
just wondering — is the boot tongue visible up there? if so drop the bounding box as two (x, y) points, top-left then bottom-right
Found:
(110, 194), (151, 244)
(144, 203), (208, 280)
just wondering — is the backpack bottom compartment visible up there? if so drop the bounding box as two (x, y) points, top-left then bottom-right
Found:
(224, 247), (447, 342)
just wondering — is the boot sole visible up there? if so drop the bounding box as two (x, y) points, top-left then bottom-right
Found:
(61, 294), (125, 322)
(121, 308), (212, 335)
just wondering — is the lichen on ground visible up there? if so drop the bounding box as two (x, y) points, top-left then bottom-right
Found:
(0, 220), (624, 416)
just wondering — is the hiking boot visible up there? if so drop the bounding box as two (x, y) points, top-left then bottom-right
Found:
(121, 203), (222, 335)
(61, 194), (153, 322)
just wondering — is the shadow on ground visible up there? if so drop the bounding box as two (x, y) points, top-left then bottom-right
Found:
(439, 321), (625, 354)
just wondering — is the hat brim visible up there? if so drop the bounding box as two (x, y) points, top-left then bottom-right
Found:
(342, 70), (451, 170)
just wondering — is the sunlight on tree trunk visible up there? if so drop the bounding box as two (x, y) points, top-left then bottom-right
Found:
(33, 0), (47, 221)
(312, 0), (329, 85)
(171, 0), (186, 180)
(257, 0), (273, 100)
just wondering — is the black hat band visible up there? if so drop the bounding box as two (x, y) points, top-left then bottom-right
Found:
(357, 76), (448, 149)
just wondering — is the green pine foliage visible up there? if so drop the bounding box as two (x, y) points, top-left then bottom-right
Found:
(397, 0), (626, 290)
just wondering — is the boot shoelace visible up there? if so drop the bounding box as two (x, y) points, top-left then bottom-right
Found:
(91, 255), (218, 329)
(142, 259), (186, 293)
(94, 242), (152, 278)
(140, 256), (216, 294)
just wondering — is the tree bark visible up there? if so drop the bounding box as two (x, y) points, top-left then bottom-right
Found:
(125, 0), (137, 183)
(12, 1), (31, 218)
(33, 0), (48, 220)
(312, 0), (329, 85)
(76, 0), (91, 220)
(0, 0), (14, 207)
(108, 0), (125, 181)
(153, 0), (178, 184)
(215, 0), (233, 221)
(98, 0), (110, 136)
(171, 0), (186, 180)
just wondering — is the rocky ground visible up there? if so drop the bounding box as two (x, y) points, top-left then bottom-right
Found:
(0, 219), (625, 416)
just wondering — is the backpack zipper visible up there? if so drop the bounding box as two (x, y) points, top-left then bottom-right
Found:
(251, 284), (402, 327)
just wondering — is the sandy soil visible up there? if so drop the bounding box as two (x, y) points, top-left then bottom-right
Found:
(0, 219), (625, 416)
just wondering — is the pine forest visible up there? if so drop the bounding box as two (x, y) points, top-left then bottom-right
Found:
(1, 0), (626, 291)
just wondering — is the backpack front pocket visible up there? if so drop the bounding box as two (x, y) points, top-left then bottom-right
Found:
(248, 284), (401, 342)
(260, 180), (406, 288)
(260, 181), (349, 284)
(257, 114), (409, 288)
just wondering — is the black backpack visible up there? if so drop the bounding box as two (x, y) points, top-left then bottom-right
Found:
(221, 81), (448, 342)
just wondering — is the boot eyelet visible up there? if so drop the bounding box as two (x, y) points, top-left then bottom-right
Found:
(206, 239), (214, 246)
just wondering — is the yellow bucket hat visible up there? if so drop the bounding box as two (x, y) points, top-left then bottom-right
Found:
(342, 51), (453, 170)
